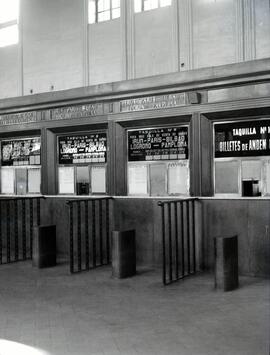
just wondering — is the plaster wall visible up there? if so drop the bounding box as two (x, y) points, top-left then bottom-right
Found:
(88, 19), (123, 85)
(0, 0), (269, 100)
(192, 0), (237, 68)
(22, 0), (84, 95)
(134, 6), (177, 78)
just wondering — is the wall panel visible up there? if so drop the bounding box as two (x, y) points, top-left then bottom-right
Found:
(192, 0), (237, 69)
(134, 6), (177, 78)
(88, 19), (123, 85)
(254, 0), (270, 59)
(22, 0), (84, 95)
(0, 46), (21, 98)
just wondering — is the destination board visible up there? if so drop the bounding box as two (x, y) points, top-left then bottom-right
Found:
(58, 133), (107, 164)
(1, 137), (41, 166)
(215, 119), (270, 158)
(128, 127), (188, 162)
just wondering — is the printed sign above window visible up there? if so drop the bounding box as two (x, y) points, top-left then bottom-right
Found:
(1, 137), (41, 166)
(128, 127), (188, 162)
(58, 133), (107, 164)
(215, 119), (270, 158)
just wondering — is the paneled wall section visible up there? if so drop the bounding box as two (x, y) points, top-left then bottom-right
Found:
(0, 0), (269, 99)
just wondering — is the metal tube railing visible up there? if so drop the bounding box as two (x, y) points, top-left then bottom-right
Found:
(158, 198), (199, 285)
(66, 197), (113, 274)
(0, 196), (45, 265)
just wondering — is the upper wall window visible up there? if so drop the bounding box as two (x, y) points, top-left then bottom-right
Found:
(134, 0), (171, 13)
(89, 0), (120, 24)
(0, 0), (19, 47)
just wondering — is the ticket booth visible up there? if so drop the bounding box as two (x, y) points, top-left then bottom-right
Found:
(127, 126), (189, 196)
(214, 119), (270, 197)
(0, 137), (41, 195)
(57, 132), (107, 195)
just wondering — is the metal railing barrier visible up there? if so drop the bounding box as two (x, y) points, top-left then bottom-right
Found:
(66, 197), (113, 274)
(158, 198), (199, 285)
(0, 196), (45, 264)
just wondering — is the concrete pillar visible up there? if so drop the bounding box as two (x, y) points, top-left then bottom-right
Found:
(214, 235), (239, 291)
(112, 230), (136, 278)
(32, 225), (56, 268)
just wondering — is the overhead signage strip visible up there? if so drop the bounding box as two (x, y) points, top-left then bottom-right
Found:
(215, 119), (270, 158)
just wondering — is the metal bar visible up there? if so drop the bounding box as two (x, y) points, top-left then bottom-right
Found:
(174, 202), (179, 280)
(14, 200), (19, 261)
(180, 202), (185, 278)
(37, 198), (41, 226)
(30, 199), (33, 258)
(99, 199), (103, 265)
(192, 199), (196, 273)
(77, 202), (82, 272)
(0, 201), (2, 264)
(92, 200), (96, 268)
(69, 203), (74, 273)
(22, 199), (26, 260)
(85, 200), (89, 270)
(186, 201), (190, 274)
(105, 198), (110, 264)
(6, 201), (11, 263)
(158, 198), (199, 206)
(161, 204), (166, 285)
(168, 203), (173, 282)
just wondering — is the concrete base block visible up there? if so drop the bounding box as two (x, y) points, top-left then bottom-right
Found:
(112, 230), (136, 278)
(214, 235), (239, 291)
(32, 225), (56, 268)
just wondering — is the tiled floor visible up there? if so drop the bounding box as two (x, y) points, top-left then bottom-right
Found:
(0, 262), (269, 355)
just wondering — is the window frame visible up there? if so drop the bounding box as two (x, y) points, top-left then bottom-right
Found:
(89, 0), (121, 24)
(134, 0), (172, 13)
(0, 0), (19, 47)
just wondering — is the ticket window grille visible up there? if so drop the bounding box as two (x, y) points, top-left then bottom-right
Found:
(127, 126), (190, 197)
(0, 137), (41, 195)
(57, 133), (107, 196)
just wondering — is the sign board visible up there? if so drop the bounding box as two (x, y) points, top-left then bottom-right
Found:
(1, 137), (41, 166)
(51, 103), (103, 120)
(120, 93), (186, 112)
(128, 127), (188, 162)
(215, 120), (270, 158)
(58, 133), (107, 164)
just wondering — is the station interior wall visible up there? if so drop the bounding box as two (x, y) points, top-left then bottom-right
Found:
(0, 0), (270, 99)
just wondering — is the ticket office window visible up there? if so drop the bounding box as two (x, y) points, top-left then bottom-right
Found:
(57, 133), (107, 195)
(127, 126), (189, 196)
(0, 137), (41, 195)
(214, 119), (270, 197)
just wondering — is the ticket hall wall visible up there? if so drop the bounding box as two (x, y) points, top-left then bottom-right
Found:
(0, 59), (270, 278)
